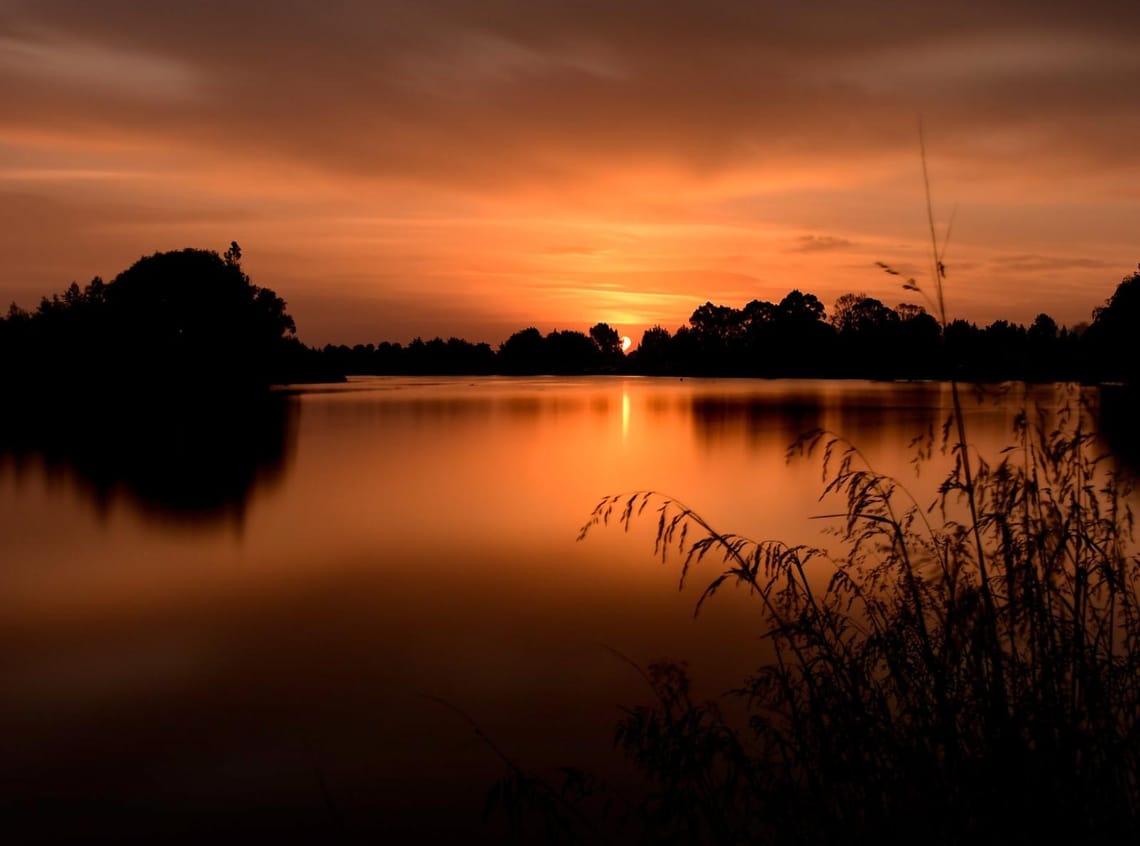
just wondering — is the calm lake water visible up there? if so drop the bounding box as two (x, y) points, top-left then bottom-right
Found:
(0, 377), (1124, 841)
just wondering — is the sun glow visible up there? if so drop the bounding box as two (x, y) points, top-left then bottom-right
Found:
(620, 335), (632, 352)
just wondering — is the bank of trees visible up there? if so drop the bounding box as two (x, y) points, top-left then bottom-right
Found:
(318, 269), (1138, 384)
(3, 256), (1138, 386)
(324, 321), (627, 376)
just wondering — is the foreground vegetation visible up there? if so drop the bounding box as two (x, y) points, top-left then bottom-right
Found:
(489, 193), (1140, 840)
(567, 389), (1138, 843)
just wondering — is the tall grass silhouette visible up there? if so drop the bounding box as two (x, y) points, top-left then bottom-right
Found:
(576, 390), (1137, 842)
(568, 135), (1140, 843)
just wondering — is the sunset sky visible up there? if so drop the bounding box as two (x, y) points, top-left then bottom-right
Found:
(2, 1), (1138, 346)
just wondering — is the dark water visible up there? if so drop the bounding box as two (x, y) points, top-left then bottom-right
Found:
(0, 377), (1124, 842)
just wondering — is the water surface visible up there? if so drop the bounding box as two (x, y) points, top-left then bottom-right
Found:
(0, 377), (1108, 841)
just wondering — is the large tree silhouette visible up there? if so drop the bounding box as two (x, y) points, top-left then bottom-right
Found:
(102, 243), (296, 390)
(0, 242), (311, 396)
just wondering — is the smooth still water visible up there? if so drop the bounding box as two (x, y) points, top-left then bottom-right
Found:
(0, 377), (1124, 842)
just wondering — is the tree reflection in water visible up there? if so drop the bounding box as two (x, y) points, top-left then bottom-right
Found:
(0, 391), (297, 526)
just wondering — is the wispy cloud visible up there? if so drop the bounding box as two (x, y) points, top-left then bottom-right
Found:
(0, 167), (150, 182)
(0, 33), (199, 100)
(788, 235), (856, 253)
(541, 244), (614, 256)
(988, 254), (1116, 273)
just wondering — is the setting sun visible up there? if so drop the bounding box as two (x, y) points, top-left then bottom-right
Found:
(621, 335), (632, 352)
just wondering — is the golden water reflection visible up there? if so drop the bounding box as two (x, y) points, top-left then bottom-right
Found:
(0, 377), (1123, 841)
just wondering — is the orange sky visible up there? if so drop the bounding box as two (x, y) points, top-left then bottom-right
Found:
(2, 1), (1138, 346)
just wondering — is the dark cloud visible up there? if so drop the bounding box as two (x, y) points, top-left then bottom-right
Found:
(3, 1), (1139, 191)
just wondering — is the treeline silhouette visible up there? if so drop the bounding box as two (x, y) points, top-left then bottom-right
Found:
(317, 267), (1139, 384)
(2, 249), (1137, 385)
(319, 322), (627, 376)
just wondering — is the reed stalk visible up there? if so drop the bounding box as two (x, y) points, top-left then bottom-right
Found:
(567, 136), (1140, 843)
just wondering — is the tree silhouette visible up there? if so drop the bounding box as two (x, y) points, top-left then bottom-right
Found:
(0, 244), (311, 396)
(895, 303), (942, 378)
(629, 325), (674, 374)
(1087, 265), (1140, 385)
(828, 293), (900, 377)
(545, 329), (600, 372)
(777, 290), (826, 324)
(102, 245), (296, 391)
(498, 327), (548, 374)
(831, 293), (898, 336)
(589, 322), (622, 357)
(769, 290), (834, 376)
(682, 302), (751, 373)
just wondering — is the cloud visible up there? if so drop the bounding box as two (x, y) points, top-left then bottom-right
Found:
(788, 235), (856, 253)
(988, 254), (1117, 273)
(0, 33), (199, 100)
(3, 1), (1138, 193)
(0, 1), (1137, 340)
(541, 245), (613, 256)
